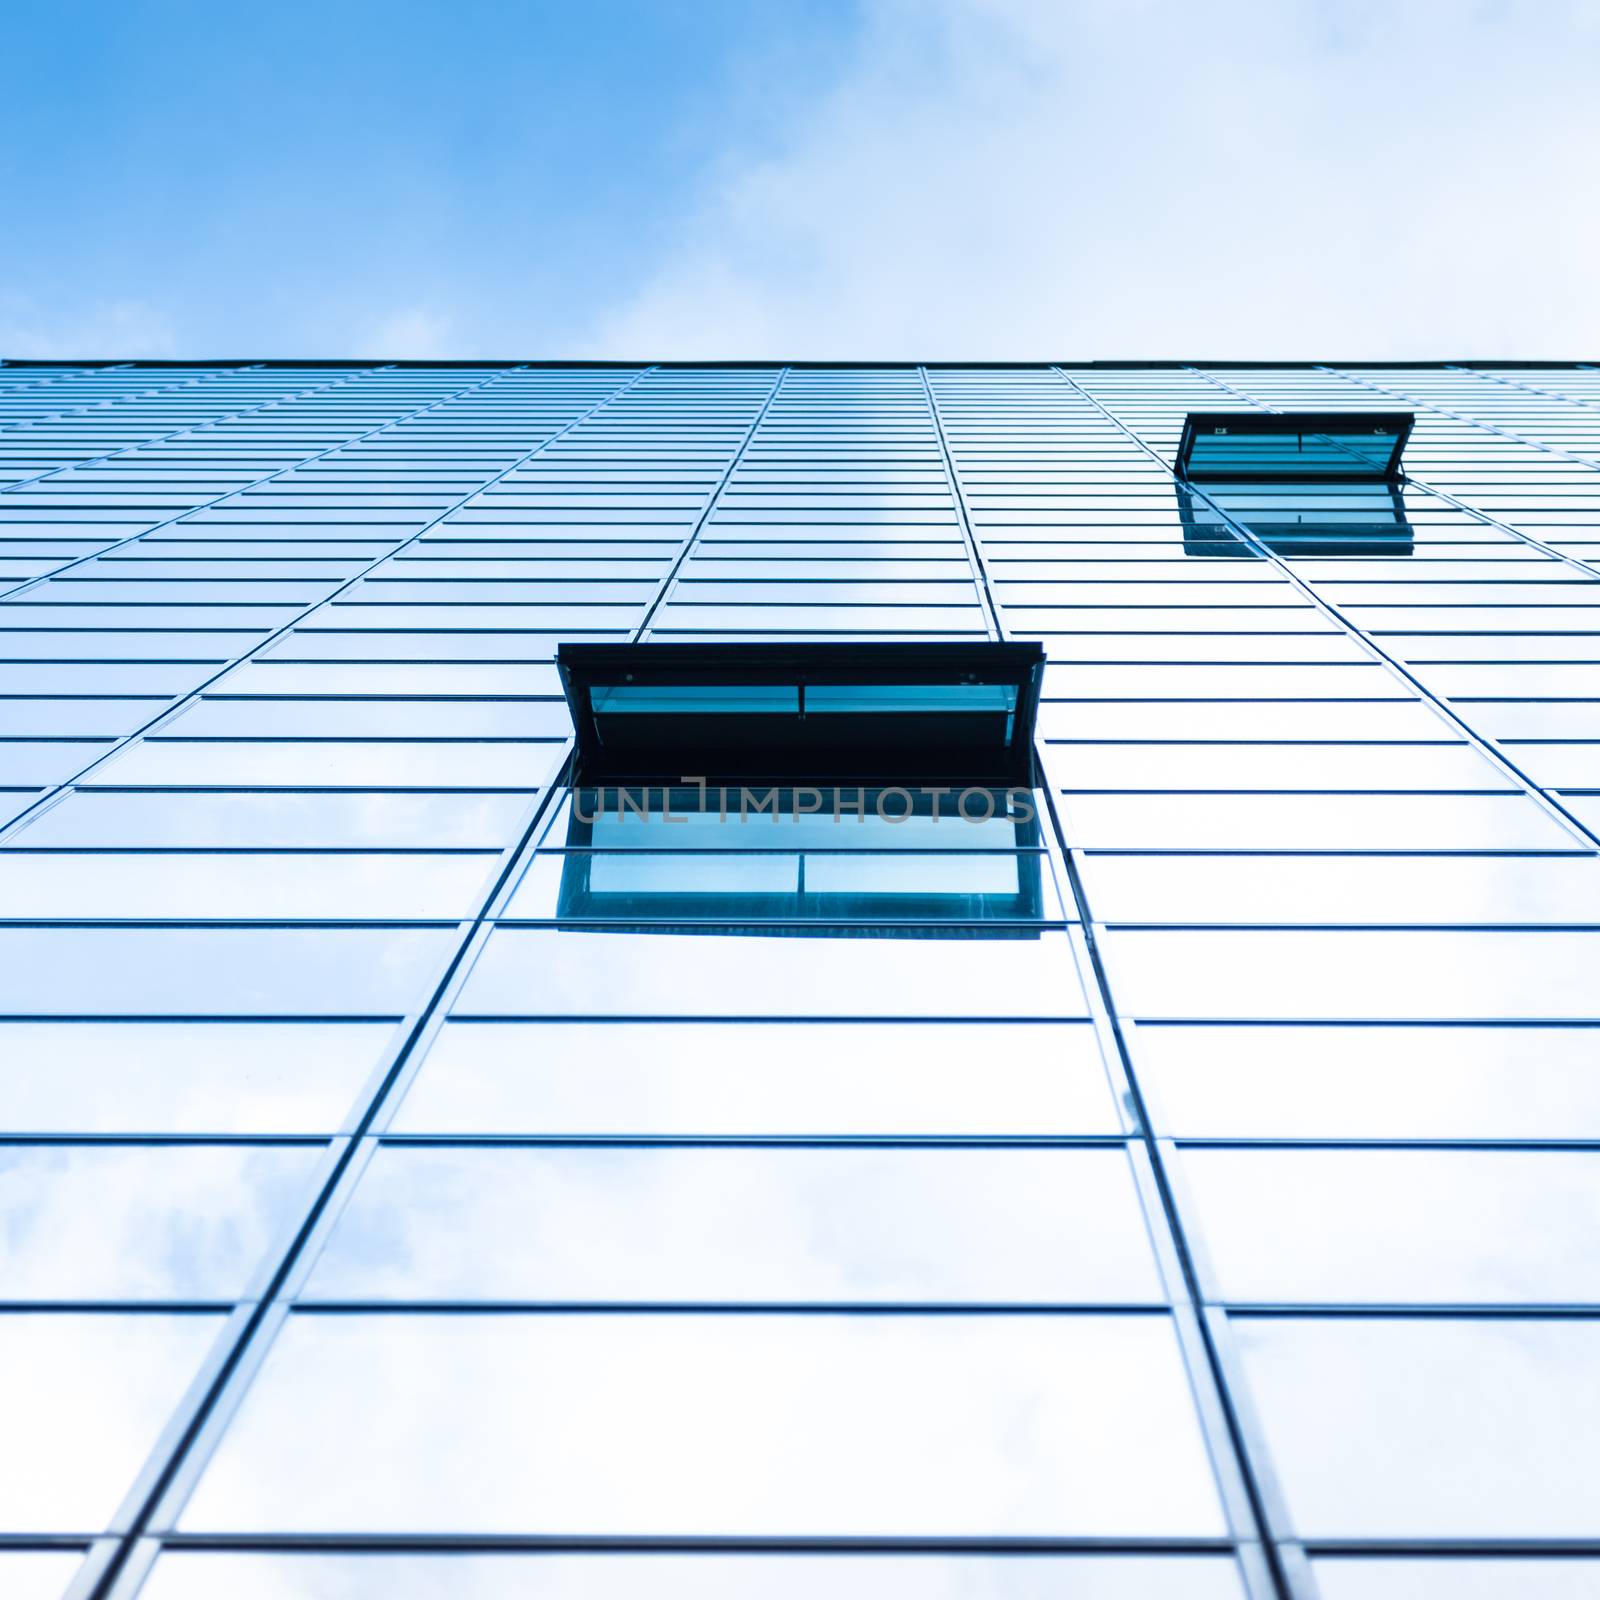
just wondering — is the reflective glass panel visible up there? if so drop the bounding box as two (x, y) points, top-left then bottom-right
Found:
(1312, 1557), (1600, 1599)
(1059, 792), (1576, 850)
(1079, 854), (1600, 925)
(1102, 929), (1600, 1019)
(1182, 1148), (1600, 1303)
(456, 928), (1088, 1018)
(0, 1311), (222, 1533)
(1130, 1024), (1600, 1139)
(0, 1021), (390, 1135)
(141, 1551), (1248, 1600)
(0, 928), (454, 1015)
(180, 1312), (1226, 1536)
(0, 854), (495, 920)
(9, 791), (532, 849)
(390, 1020), (1121, 1136)
(0, 1551), (84, 1600)
(304, 1145), (1162, 1304)
(0, 1143), (321, 1299)
(88, 740), (553, 789)
(1232, 1314), (1600, 1537)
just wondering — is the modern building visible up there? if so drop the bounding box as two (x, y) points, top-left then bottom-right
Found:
(2, 359), (1598, 1600)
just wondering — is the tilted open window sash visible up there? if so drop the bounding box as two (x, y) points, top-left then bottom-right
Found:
(557, 641), (1045, 786)
(1176, 411), (1414, 483)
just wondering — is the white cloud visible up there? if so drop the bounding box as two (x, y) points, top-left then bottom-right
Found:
(359, 306), (460, 358)
(582, 0), (1600, 358)
(0, 297), (179, 359)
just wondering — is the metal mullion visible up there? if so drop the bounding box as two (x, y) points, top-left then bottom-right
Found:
(0, 365), (232, 459)
(370, 1133), (1130, 1149)
(1375, 477), (1600, 580)
(287, 1300), (1176, 1316)
(1037, 376), (1460, 1600)
(1449, 362), (1600, 416)
(1337, 364), (1600, 471)
(0, 371), (653, 846)
(0, 365), (496, 603)
(1200, 1301), (1600, 1318)
(1305, 1535), (1600, 1554)
(357, 745), (572, 1141)
(1033, 776), (1291, 1600)
(0, 363), (134, 418)
(1054, 368), (1600, 855)
(915, 368), (1002, 640)
(1307, 365), (1600, 579)
(87, 761), (576, 1599)
(68, 1540), (145, 1600)
(446, 1010), (1089, 1022)
(138, 1531), (1246, 1554)
(633, 369), (790, 639)
(0, 364), (291, 503)
(1049, 368), (1600, 1594)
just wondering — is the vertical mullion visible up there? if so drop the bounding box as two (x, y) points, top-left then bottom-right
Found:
(919, 366), (1004, 640)
(1055, 367), (1600, 855)
(0, 367), (655, 845)
(633, 366), (790, 640)
(77, 373), (677, 1600)
(1173, 365), (1600, 851)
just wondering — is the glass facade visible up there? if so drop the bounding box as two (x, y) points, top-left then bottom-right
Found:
(0, 360), (1597, 1600)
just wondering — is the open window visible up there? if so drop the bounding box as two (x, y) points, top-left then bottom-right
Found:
(1175, 410), (1417, 558)
(1177, 480), (1416, 558)
(556, 641), (1046, 787)
(1176, 411), (1413, 483)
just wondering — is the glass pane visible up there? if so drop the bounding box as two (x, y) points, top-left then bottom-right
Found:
(1101, 929), (1600, 1020)
(303, 1145), (1162, 1304)
(594, 685), (800, 713)
(1130, 1024), (1600, 1139)
(87, 741), (552, 789)
(0, 1143), (322, 1300)
(0, 854), (495, 920)
(179, 1312), (1226, 1536)
(141, 1551), (1248, 1600)
(165, 698), (572, 739)
(1078, 854), (1600, 926)
(0, 1551), (84, 1600)
(0, 699), (167, 737)
(0, 1311), (222, 1533)
(0, 927), (454, 1015)
(9, 791), (532, 848)
(1059, 793), (1576, 850)
(1312, 1557), (1600, 1599)
(455, 928), (1088, 1019)
(1050, 743), (1508, 790)
(1040, 701), (1445, 741)
(1182, 1148), (1600, 1303)
(1231, 1315), (1600, 1537)
(390, 1020), (1122, 1137)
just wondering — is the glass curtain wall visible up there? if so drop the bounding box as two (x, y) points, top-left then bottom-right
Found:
(0, 361), (1597, 1600)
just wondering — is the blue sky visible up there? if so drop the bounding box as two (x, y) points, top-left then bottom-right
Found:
(4, 0), (1599, 359)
